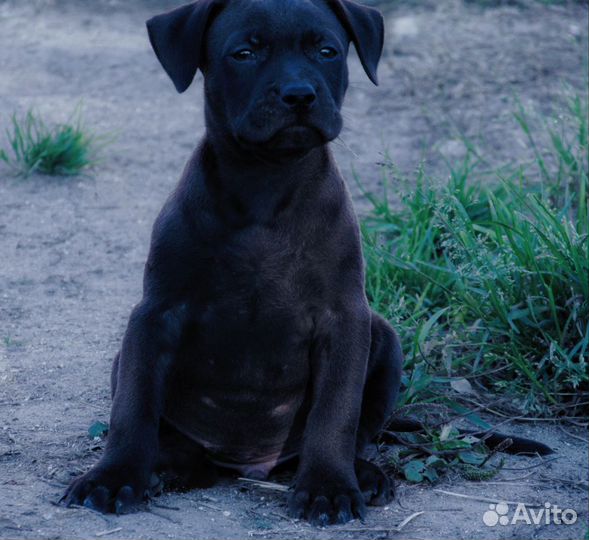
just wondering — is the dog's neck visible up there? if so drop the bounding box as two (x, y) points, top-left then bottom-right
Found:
(199, 134), (332, 225)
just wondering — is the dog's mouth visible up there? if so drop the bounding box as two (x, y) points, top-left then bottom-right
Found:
(266, 124), (326, 150)
(233, 112), (341, 156)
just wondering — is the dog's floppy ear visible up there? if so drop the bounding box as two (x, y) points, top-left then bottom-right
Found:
(328, 0), (384, 85)
(146, 0), (223, 93)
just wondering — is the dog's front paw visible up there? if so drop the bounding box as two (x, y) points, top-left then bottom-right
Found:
(61, 463), (153, 514)
(287, 474), (366, 526)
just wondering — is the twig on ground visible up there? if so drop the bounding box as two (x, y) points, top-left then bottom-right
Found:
(248, 512), (425, 536)
(146, 507), (181, 524)
(564, 419), (588, 428)
(433, 489), (543, 507)
(334, 512), (425, 533)
(238, 478), (289, 492)
(248, 528), (301, 536)
(198, 502), (223, 511)
(328, 511), (425, 534)
(479, 437), (513, 467)
(497, 456), (558, 471)
(149, 501), (180, 511)
(176, 493), (223, 511)
(557, 423), (588, 443)
(95, 527), (122, 537)
(249, 508), (291, 521)
(553, 400), (589, 411)
(538, 474), (589, 490)
(397, 511), (425, 531)
(480, 482), (544, 487)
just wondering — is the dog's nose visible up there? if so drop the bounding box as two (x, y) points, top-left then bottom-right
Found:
(281, 83), (316, 108)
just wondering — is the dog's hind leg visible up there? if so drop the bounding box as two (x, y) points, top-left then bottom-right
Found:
(355, 312), (403, 505)
(155, 419), (218, 492)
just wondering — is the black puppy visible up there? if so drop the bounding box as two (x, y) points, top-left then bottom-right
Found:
(63, 0), (403, 526)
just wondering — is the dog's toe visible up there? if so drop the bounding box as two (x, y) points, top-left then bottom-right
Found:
(355, 459), (394, 506)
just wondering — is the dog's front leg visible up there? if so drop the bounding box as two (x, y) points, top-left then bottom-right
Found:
(288, 306), (371, 526)
(63, 300), (187, 513)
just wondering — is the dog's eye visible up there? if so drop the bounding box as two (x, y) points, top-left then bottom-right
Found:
(319, 47), (337, 59)
(232, 49), (255, 61)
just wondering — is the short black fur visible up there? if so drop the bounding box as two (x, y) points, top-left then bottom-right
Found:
(63, 0), (403, 526)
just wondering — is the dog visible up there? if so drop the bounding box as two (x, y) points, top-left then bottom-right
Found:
(63, 0), (404, 526)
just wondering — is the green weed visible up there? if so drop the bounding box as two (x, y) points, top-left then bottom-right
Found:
(362, 94), (588, 416)
(0, 109), (99, 177)
(391, 426), (504, 484)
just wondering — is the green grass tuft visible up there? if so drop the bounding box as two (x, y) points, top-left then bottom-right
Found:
(0, 109), (98, 177)
(362, 93), (588, 416)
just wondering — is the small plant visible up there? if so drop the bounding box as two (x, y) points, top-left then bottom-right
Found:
(2, 336), (23, 349)
(393, 426), (503, 484)
(88, 421), (109, 440)
(0, 109), (98, 177)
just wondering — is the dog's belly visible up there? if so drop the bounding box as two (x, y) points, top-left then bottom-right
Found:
(163, 299), (313, 475)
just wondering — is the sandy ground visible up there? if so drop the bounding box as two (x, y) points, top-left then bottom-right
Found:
(0, 0), (588, 538)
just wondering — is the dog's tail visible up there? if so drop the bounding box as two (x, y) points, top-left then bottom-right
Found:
(385, 417), (554, 456)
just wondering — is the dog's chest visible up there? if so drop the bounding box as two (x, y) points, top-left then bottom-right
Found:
(188, 223), (321, 360)
(202, 224), (317, 314)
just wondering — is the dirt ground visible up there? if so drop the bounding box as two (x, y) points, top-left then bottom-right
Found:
(0, 0), (588, 538)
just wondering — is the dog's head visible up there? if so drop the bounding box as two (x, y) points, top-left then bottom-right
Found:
(147, 0), (383, 154)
